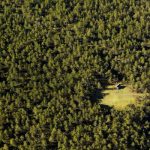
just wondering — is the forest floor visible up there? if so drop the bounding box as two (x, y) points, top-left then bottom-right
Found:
(101, 85), (144, 110)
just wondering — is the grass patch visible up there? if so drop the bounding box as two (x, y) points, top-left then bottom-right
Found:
(101, 85), (144, 110)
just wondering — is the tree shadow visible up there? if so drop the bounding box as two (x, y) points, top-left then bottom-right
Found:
(90, 89), (109, 103)
(99, 104), (113, 114)
(90, 89), (101, 102)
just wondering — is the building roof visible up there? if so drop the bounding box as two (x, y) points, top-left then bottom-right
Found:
(115, 83), (121, 87)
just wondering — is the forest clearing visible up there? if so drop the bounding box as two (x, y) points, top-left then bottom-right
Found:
(101, 85), (144, 110)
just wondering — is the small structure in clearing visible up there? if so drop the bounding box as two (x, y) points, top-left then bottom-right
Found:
(115, 83), (121, 90)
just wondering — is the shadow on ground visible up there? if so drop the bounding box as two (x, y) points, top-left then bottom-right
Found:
(90, 89), (109, 103)
(119, 85), (126, 89)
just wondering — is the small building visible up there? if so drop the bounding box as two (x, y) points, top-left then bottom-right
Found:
(115, 84), (121, 90)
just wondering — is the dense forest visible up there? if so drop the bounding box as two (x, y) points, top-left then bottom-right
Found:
(0, 0), (150, 149)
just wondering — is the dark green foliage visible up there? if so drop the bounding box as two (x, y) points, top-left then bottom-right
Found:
(0, 0), (149, 149)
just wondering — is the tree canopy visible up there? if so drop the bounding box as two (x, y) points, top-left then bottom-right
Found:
(0, 0), (149, 149)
